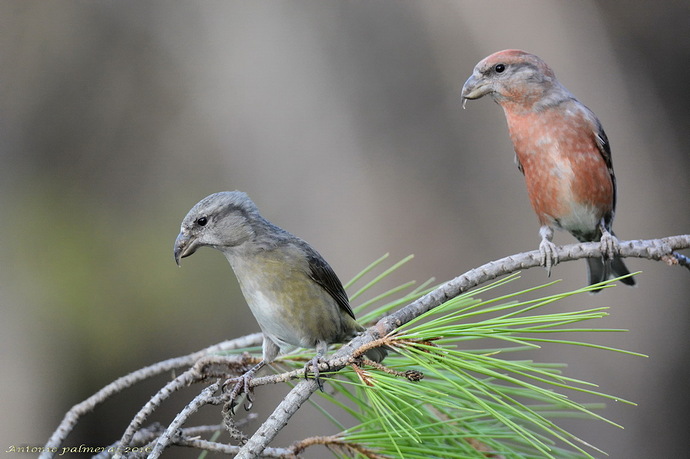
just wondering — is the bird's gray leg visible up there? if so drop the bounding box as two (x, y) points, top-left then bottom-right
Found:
(539, 225), (559, 276)
(598, 220), (619, 260)
(305, 341), (329, 391)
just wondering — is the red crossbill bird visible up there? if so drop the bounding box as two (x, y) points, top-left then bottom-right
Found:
(461, 49), (634, 291)
(174, 191), (386, 403)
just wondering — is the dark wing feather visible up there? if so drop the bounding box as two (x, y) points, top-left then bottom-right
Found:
(514, 153), (525, 175)
(304, 246), (355, 319)
(592, 120), (617, 229)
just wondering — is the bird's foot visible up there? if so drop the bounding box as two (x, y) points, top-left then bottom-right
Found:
(599, 228), (619, 260)
(222, 375), (253, 413)
(304, 355), (329, 391)
(222, 361), (264, 412)
(539, 226), (558, 276)
(539, 239), (559, 276)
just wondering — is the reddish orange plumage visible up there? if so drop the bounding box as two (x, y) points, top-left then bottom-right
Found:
(462, 49), (633, 290)
(504, 107), (614, 228)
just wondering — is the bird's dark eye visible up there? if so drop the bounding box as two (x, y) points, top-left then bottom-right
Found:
(196, 216), (208, 226)
(494, 64), (506, 73)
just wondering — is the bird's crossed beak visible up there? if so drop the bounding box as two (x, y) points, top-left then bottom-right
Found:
(461, 74), (490, 108)
(173, 232), (199, 266)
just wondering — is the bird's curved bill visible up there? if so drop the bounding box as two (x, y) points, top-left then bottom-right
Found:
(461, 74), (488, 108)
(173, 233), (198, 266)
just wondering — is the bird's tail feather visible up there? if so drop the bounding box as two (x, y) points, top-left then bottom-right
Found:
(364, 346), (388, 363)
(587, 256), (635, 292)
(353, 323), (388, 363)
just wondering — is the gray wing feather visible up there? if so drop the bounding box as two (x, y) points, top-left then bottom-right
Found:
(304, 247), (356, 320)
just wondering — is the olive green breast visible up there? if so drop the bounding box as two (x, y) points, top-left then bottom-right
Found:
(225, 246), (360, 350)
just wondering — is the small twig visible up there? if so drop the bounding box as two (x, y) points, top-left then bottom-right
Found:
(361, 357), (424, 382)
(223, 403), (251, 445)
(236, 379), (321, 459)
(466, 437), (505, 459)
(350, 363), (375, 387)
(174, 437), (295, 458)
(40, 334), (262, 459)
(147, 382), (222, 458)
(292, 435), (388, 459)
(115, 353), (252, 452)
(95, 422), (259, 459)
(115, 422), (292, 459)
(117, 372), (198, 453)
(351, 336), (390, 359)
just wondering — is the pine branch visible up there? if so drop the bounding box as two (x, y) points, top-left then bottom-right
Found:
(375, 235), (689, 334)
(40, 235), (689, 458)
(236, 235), (689, 458)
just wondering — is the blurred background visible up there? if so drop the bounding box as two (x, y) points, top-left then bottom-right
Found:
(1, 1), (689, 457)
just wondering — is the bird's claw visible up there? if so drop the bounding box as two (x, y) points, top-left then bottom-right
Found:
(222, 375), (251, 399)
(304, 356), (329, 391)
(538, 226), (558, 276)
(539, 239), (559, 277)
(222, 372), (255, 412)
(599, 231), (619, 260)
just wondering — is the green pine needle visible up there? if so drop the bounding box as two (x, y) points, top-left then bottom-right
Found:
(301, 255), (642, 459)
(348, 254), (416, 302)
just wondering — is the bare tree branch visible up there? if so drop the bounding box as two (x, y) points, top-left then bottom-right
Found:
(40, 334), (263, 459)
(147, 382), (222, 458)
(116, 352), (265, 452)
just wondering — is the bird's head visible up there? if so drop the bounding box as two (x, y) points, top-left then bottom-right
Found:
(461, 49), (557, 108)
(174, 191), (259, 266)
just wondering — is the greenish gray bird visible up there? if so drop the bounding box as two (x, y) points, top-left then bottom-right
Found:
(173, 191), (385, 397)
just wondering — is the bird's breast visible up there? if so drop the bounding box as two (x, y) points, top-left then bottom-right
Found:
(505, 109), (613, 231)
(226, 251), (358, 351)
